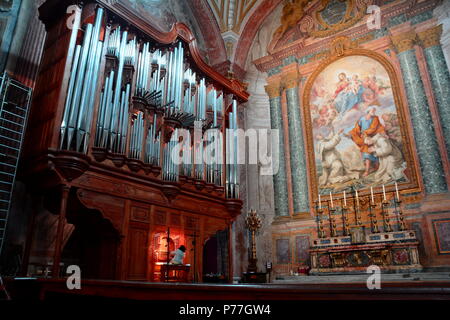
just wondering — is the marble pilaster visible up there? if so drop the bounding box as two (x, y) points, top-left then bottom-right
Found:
(391, 31), (447, 194)
(282, 71), (310, 213)
(265, 82), (289, 216)
(418, 25), (450, 162)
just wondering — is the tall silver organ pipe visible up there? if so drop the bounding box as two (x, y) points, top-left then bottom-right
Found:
(60, 8), (104, 152)
(94, 26), (136, 154)
(145, 114), (161, 166)
(181, 131), (192, 177)
(197, 78), (207, 120)
(163, 129), (179, 181)
(109, 30), (128, 150)
(136, 42), (151, 96)
(183, 68), (196, 115)
(226, 99), (239, 198)
(129, 111), (144, 159)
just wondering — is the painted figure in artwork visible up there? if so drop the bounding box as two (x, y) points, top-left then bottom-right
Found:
(309, 55), (409, 192)
(365, 133), (405, 183)
(333, 73), (364, 115)
(317, 129), (358, 186)
(346, 107), (385, 177)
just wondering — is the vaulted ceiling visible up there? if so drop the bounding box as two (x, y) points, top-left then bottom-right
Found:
(207, 0), (262, 34)
(127, 0), (284, 80)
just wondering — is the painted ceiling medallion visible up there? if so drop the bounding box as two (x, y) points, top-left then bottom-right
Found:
(311, 0), (370, 37)
(319, 0), (349, 25)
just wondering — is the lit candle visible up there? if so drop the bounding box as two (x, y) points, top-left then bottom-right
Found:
(329, 191), (334, 208)
(395, 182), (400, 201)
(318, 194), (321, 209)
(382, 184), (386, 201)
(355, 189), (359, 206)
(343, 191), (347, 207)
(370, 187), (374, 204)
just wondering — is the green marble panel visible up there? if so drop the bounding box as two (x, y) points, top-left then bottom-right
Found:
(269, 96), (290, 216)
(286, 87), (310, 213)
(423, 45), (450, 162)
(397, 49), (447, 194)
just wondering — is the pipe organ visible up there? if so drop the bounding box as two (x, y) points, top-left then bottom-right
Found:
(22, 0), (249, 281)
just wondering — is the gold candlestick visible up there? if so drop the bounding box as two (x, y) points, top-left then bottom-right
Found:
(318, 209), (325, 238)
(352, 187), (362, 226)
(328, 205), (337, 237)
(381, 200), (393, 232)
(394, 198), (406, 231)
(245, 209), (262, 273)
(354, 201), (362, 226)
(315, 200), (326, 238)
(341, 204), (350, 236)
(369, 200), (379, 233)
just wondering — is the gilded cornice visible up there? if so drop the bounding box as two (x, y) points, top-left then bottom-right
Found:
(264, 81), (281, 98)
(417, 24), (443, 49)
(390, 31), (417, 53)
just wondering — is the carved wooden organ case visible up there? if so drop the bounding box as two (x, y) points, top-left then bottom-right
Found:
(21, 0), (249, 281)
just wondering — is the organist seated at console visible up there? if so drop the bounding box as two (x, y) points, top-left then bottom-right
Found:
(169, 245), (186, 265)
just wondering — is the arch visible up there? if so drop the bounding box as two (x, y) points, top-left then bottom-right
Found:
(233, 0), (284, 76)
(187, 0), (228, 67)
(301, 48), (420, 203)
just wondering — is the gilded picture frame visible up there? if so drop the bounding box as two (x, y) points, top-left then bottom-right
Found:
(302, 48), (421, 205)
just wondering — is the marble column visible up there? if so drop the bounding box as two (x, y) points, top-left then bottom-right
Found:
(282, 72), (309, 213)
(265, 82), (289, 217)
(418, 25), (450, 161)
(391, 31), (447, 194)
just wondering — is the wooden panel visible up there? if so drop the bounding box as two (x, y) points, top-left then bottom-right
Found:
(170, 213), (181, 226)
(76, 189), (125, 234)
(126, 222), (149, 280)
(184, 216), (199, 230)
(131, 206), (151, 224)
(154, 209), (167, 226)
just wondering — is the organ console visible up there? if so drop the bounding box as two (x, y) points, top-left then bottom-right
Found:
(21, 0), (249, 282)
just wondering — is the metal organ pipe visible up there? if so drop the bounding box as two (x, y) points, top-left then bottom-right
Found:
(58, 12), (241, 198)
(84, 40), (105, 153)
(60, 7), (105, 152)
(60, 44), (81, 148)
(66, 23), (93, 148)
(76, 9), (104, 151)
(109, 30), (127, 149)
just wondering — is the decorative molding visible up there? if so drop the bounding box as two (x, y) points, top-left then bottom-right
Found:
(417, 24), (443, 49)
(281, 71), (300, 89)
(330, 36), (353, 56)
(390, 30), (417, 53)
(264, 81), (281, 98)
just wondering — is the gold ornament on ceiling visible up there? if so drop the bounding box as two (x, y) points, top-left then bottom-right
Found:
(272, 0), (371, 43)
(273, 0), (312, 40)
(312, 0), (370, 37)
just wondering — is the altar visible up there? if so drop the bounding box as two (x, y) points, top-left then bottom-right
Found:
(310, 229), (422, 274)
(309, 186), (423, 275)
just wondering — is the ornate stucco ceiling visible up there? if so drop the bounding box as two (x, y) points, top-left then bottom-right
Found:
(207, 0), (262, 33)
